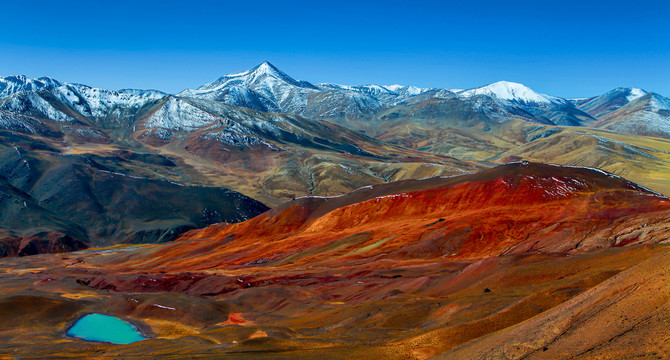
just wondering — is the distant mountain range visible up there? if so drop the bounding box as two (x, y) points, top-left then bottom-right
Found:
(2, 62), (668, 139)
(174, 61), (669, 136)
(1, 62), (669, 254)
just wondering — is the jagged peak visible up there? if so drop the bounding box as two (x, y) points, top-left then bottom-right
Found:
(195, 61), (318, 92)
(0, 75), (65, 99)
(251, 61), (282, 75)
(0, 75), (63, 88)
(223, 61), (281, 78)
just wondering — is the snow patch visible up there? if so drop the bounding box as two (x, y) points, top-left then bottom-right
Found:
(145, 97), (220, 131)
(626, 88), (647, 102)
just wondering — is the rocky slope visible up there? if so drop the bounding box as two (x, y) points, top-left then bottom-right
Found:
(0, 163), (667, 358)
(593, 92), (670, 138)
(576, 87), (648, 118)
(431, 248), (670, 360)
(121, 162), (670, 271)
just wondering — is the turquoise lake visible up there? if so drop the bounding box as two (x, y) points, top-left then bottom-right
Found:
(66, 314), (146, 344)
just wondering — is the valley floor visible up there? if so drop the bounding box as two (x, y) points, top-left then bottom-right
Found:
(0, 244), (667, 359)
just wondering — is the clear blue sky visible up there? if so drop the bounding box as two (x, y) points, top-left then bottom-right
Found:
(1, 0), (668, 97)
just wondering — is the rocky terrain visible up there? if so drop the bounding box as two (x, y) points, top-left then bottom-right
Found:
(0, 163), (668, 359)
(0, 64), (668, 359)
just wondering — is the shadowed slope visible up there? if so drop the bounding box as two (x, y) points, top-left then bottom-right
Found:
(0, 144), (269, 249)
(593, 93), (670, 138)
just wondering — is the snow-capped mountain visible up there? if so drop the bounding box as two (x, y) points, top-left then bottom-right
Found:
(0, 75), (167, 123)
(0, 75), (168, 142)
(456, 81), (595, 126)
(182, 61), (318, 96)
(576, 87), (649, 119)
(178, 61), (319, 114)
(458, 81), (563, 105)
(180, 63), (599, 128)
(179, 62), (434, 123)
(130, 93), (390, 167)
(0, 67), (667, 143)
(0, 75), (62, 98)
(593, 93), (670, 138)
(57, 83), (166, 120)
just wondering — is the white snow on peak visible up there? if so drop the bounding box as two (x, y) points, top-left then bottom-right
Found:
(0, 75), (62, 98)
(192, 61), (315, 93)
(648, 93), (670, 111)
(179, 63), (436, 120)
(231, 62), (291, 84)
(318, 83), (395, 95)
(384, 84), (404, 92)
(398, 85), (428, 96)
(254, 61), (282, 76)
(118, 88), (168, 98)
(363, 84), (396, 94)
(224, 61), (282, 78)
(0, 75), (168, 121)
(459, 81), (560, 104)
(626, 88), (647, 102)
(382, 84), (431, 94)
(178, 62), (319, 105)
(379, 84), (430, 96)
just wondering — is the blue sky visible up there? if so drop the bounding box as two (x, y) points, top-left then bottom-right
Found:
(1, 0), (668, 97)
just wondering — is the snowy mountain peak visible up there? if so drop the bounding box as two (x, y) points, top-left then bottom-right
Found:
(194, 62), (318, 93)
(624, 87), (648, 102)
(459, 81), (559, 104)
(222, 61), (287, 81)
(251, 61), (283, 76)
(0, 75), (63, 98)
(593, 87), (648, 104)
(383, 84), (430, 96)
(383, 84), (404, 92)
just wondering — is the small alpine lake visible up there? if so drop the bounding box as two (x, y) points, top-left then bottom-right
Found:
(66, 313), (147, 344)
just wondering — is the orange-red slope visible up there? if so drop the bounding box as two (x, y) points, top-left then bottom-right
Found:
(113, 162), (670, 273)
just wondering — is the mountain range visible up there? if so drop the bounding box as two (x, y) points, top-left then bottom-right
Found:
(176, 62), (669, 134)
(1, 62), (669, 252)
(0, 62), (669, 359)
(5, 62), (668, 139)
